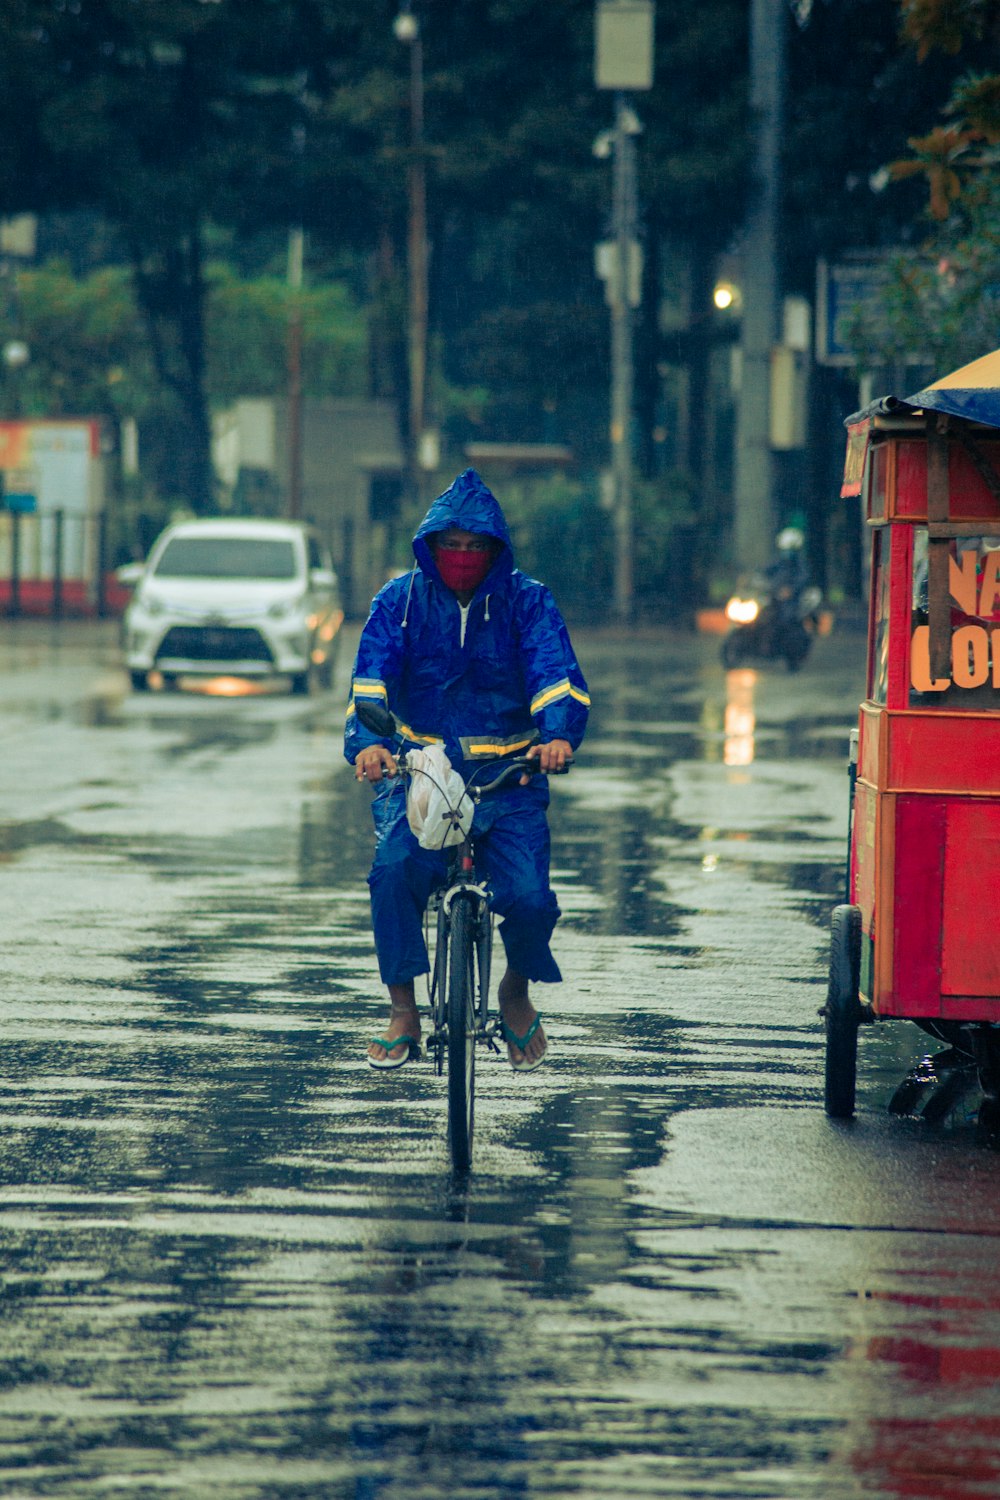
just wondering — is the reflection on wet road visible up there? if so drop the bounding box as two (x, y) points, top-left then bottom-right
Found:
(0, 620), (998, 1498)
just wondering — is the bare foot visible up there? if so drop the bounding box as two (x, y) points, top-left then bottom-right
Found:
(498, 970), (547, 1069)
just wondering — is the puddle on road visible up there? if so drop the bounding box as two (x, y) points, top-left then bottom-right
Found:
(0, 628), (999, 1499)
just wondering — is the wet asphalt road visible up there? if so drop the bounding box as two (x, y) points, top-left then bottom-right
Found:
(0, 618), (999, 1499)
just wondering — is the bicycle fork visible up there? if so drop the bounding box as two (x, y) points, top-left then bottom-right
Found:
(425, 884), (500, 1070)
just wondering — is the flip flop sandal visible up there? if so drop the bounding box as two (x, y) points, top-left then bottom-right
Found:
(367, 1034), (422, 1070)
(500, 1014), (548, 1073)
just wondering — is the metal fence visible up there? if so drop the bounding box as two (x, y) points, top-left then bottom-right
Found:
(0, 507), (122, 618)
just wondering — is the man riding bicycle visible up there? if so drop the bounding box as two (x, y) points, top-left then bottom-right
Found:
(345, 468), (590, 1073)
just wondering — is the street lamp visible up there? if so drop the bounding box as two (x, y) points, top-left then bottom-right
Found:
(594, 0), (654, 627)
(2, 338), (29, 418)
(394, 3), (429, 507)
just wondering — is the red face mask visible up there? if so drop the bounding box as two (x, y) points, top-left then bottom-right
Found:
(435, 546), (493, 593)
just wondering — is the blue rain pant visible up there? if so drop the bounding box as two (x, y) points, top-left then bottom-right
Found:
(367, 778), (562, 987)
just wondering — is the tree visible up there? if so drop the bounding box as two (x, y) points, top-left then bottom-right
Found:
(0, 0), (359, 509)
(784, 0), (961, 290)
(828, 1), (1000, 375)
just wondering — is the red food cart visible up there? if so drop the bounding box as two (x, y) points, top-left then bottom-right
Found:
(826, 349), (1000, 1119)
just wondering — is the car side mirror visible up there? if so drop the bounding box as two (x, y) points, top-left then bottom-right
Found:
(310, 567), (338, 590)
(115, 561), (145, 587)
(355, 701), (397, 739)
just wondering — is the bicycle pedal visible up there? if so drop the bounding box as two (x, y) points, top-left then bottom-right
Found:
(483, 1023), (502, 1054)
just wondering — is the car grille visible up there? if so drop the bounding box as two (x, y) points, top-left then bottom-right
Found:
(156, 626), (274, 664)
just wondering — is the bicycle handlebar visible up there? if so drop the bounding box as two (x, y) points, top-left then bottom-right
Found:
(471, 755), (572, 795)
(371, 749), (571, 797)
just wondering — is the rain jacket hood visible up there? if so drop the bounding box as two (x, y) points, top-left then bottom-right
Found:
(412, 469), (513, 598)
(345, 469), (589, 774)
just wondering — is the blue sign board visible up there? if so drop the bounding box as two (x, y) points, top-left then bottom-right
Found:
(815, 255), (928, 368)
(815, 257), (891, 366)
(4, 492), (36, 512)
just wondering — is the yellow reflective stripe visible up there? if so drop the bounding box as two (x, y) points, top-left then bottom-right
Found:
(352, 679), (387, 699)
(396, 720), (443, 746)
(530, 679), (591, 714)
(463, 735), (536, 758)
(346, 700), (440, 748)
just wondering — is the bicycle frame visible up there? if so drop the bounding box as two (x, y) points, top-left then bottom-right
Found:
(424, 838), (499, 1076)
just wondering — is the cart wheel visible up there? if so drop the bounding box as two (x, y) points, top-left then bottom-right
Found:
(824, 904), (863, 1119)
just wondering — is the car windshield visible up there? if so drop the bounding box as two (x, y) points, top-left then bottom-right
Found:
(153, 537), (298, 580)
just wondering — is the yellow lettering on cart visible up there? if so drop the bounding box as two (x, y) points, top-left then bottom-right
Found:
(910, 626), (949, 692)
(951, 624), (990, 688)
(950, 550), (979, 614)
(910, 623), (1000, 692)
(979, 550), (1000, 615)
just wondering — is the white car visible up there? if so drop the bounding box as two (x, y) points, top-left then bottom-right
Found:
(119, 517), (343, 694)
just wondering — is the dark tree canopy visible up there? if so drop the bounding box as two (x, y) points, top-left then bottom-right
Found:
(0, 0), (968, 590)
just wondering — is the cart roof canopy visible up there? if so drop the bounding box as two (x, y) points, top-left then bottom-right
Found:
(842, 349), (1000, 497)
(848, 348), (1000, 432)
(903, 348), (1000, 428)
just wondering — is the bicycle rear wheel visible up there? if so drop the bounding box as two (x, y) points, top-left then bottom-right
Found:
(447, 896), (477, 1171)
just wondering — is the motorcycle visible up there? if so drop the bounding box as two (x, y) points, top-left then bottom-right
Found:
(721, 577), (823, 671)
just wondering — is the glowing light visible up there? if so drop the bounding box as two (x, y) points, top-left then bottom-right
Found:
(725, 595), (760, 624)
(190, 677), (269, 697)
(713, 283), (735, 311)
(724, 669), (756, 767)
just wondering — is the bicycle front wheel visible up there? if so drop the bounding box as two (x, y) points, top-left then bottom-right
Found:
(447, 896), (478, 1171)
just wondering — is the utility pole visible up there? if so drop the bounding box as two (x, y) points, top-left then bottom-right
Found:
(394, 4), (428, 510)
(595, 0), (653, 627)
(610, 94), (638, 623)
(732, 0), (786, 571)
(286, 226), (304, 520)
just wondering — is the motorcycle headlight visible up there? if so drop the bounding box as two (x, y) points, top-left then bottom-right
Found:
(725, 596), (760, 625)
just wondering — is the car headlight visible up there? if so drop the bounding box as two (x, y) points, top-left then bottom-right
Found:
(139, 590), (166, 617)
(268, 594), (305, 620)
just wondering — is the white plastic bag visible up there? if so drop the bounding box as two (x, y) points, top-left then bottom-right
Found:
(405, 744), (474, 849)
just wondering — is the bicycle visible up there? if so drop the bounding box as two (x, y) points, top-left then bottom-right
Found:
(355, 700), (568, 1171)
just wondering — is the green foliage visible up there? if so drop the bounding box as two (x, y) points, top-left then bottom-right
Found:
(0, 0), (949, 594)
(205, 266), (367, 403)
(7, 261), (148, 419)
(0, 0), (759, 532)
(784, 0), (962, 290)
(890, 1), (1000, 214)
(493, 469), (696, 622)
(632, 474), (699, 620)
(846, 172), (1000, 374)
(8, 257), (368, 414)
(818, 3), (1000, 379)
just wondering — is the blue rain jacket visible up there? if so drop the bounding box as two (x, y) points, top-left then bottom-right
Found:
(344, 469), (590, 774)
